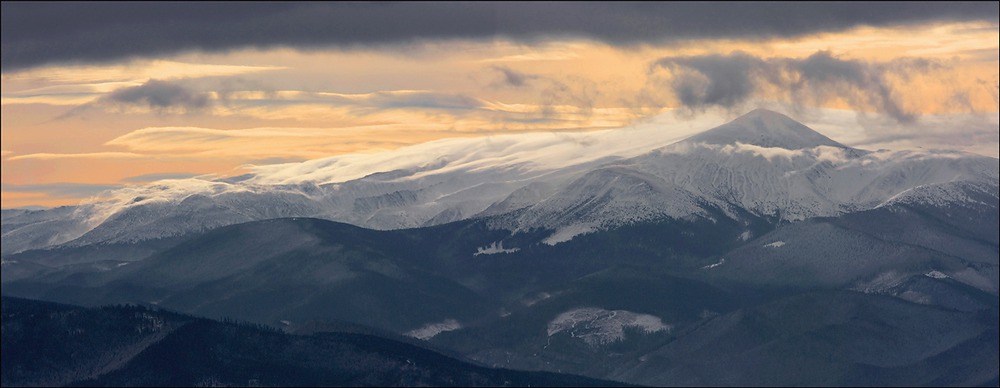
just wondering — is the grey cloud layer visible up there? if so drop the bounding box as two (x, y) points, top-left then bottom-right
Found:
(3, 2), (997, 71)
(655, 51), (938, 122)
(102, 80), (212, 112)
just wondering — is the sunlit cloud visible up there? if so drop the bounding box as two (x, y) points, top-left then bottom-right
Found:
(120, 172), (202, 183)
(103, 126), (436, 159)
(0, 60), (284, 112)
(474, 41), (588, 63)
(1, 94), (103, 106)
(792, 108), (1000, 158)
(650, 50), (998, 122)
(0, 182), (122, 199)
(2, 60), (284, 85)
(7, 152), (146, 161)
(1, 81), (144, 106)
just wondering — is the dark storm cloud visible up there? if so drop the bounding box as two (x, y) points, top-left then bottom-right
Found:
(655, 51), (939, 123)
(656, 52), (771, 109)
(790, 52), (914, 123)
(3, 2), (997, 71)
(102, 79), (211, 112)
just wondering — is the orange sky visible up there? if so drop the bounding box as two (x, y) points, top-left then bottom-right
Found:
(2, 20), (998, 208)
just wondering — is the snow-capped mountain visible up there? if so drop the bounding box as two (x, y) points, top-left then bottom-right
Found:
(497, 109), (997, 242)
(3, 109), (997, 255)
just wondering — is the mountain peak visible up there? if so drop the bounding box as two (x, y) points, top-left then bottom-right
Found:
(684, 109), (847, 149)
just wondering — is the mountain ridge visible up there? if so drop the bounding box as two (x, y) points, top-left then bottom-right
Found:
(2, 109), (996, 255)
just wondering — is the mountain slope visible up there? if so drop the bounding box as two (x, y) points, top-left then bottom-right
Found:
(685, 108), (847, 149)
(608, 291), (998, 387)
(3, 207), (997, 386)
(488, 110), (996, 246)
(1, 296), (626, 387)
(3, 219), (499, 333)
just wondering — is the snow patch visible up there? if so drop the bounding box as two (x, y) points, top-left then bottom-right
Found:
(522, 292), (552, 307)
(405, 319), (462, 340)
(898, 290), (933, 305)
(702, 258), (725, 269)
(739, 230), (752, 241)
(763, 241), (786, 248)
(473, 241), (519, 256)
(924, 270), (950, 279)
(547, 307), (671, 346)
(542, 223), (598, 245)
(851, 271), (908, 294)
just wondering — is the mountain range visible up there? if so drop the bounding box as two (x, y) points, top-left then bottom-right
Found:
(5, 109), (995, 255)
(2, 109), (997, 386)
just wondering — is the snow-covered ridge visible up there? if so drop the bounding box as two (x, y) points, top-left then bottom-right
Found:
(405, 319), (462, 340)
(3, 109), (997, 254)
(685, 108), (847, 149)
(547, 307), (671, 346)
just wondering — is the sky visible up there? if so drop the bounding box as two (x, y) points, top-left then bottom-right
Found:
(2, 1), (998, 208)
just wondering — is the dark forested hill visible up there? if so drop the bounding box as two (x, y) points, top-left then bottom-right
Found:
(0, 296), (626, 387)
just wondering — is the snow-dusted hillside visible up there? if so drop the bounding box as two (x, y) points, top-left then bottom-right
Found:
(3, 109), (997, 254)
(1, 119), (695, 254)
(498, 109), (998, 242)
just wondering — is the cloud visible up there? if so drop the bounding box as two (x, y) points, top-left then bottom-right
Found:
(219, 88), (622, 131)
(654, 50), (952, 123)
(101, 126), (436, 160)
(227, 90), (487, 116)
(245, 157), (309, 166)
(850, 112), (1000, 157)
(1, 182), (121, 199)
(120, 172), (201, 183)
(790, 52), (914, 122)
(99, 79), (212, 113)
(7, 152), (145, 161)
(6, 60), (283, 85)
(786, 107), (999, 158)
(4, 2), (997, 71)
(490, 65), (539, 88)
(482, 67), (599, 117)
(656, 52), (772, 111)
(365, 91), (484, 111)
